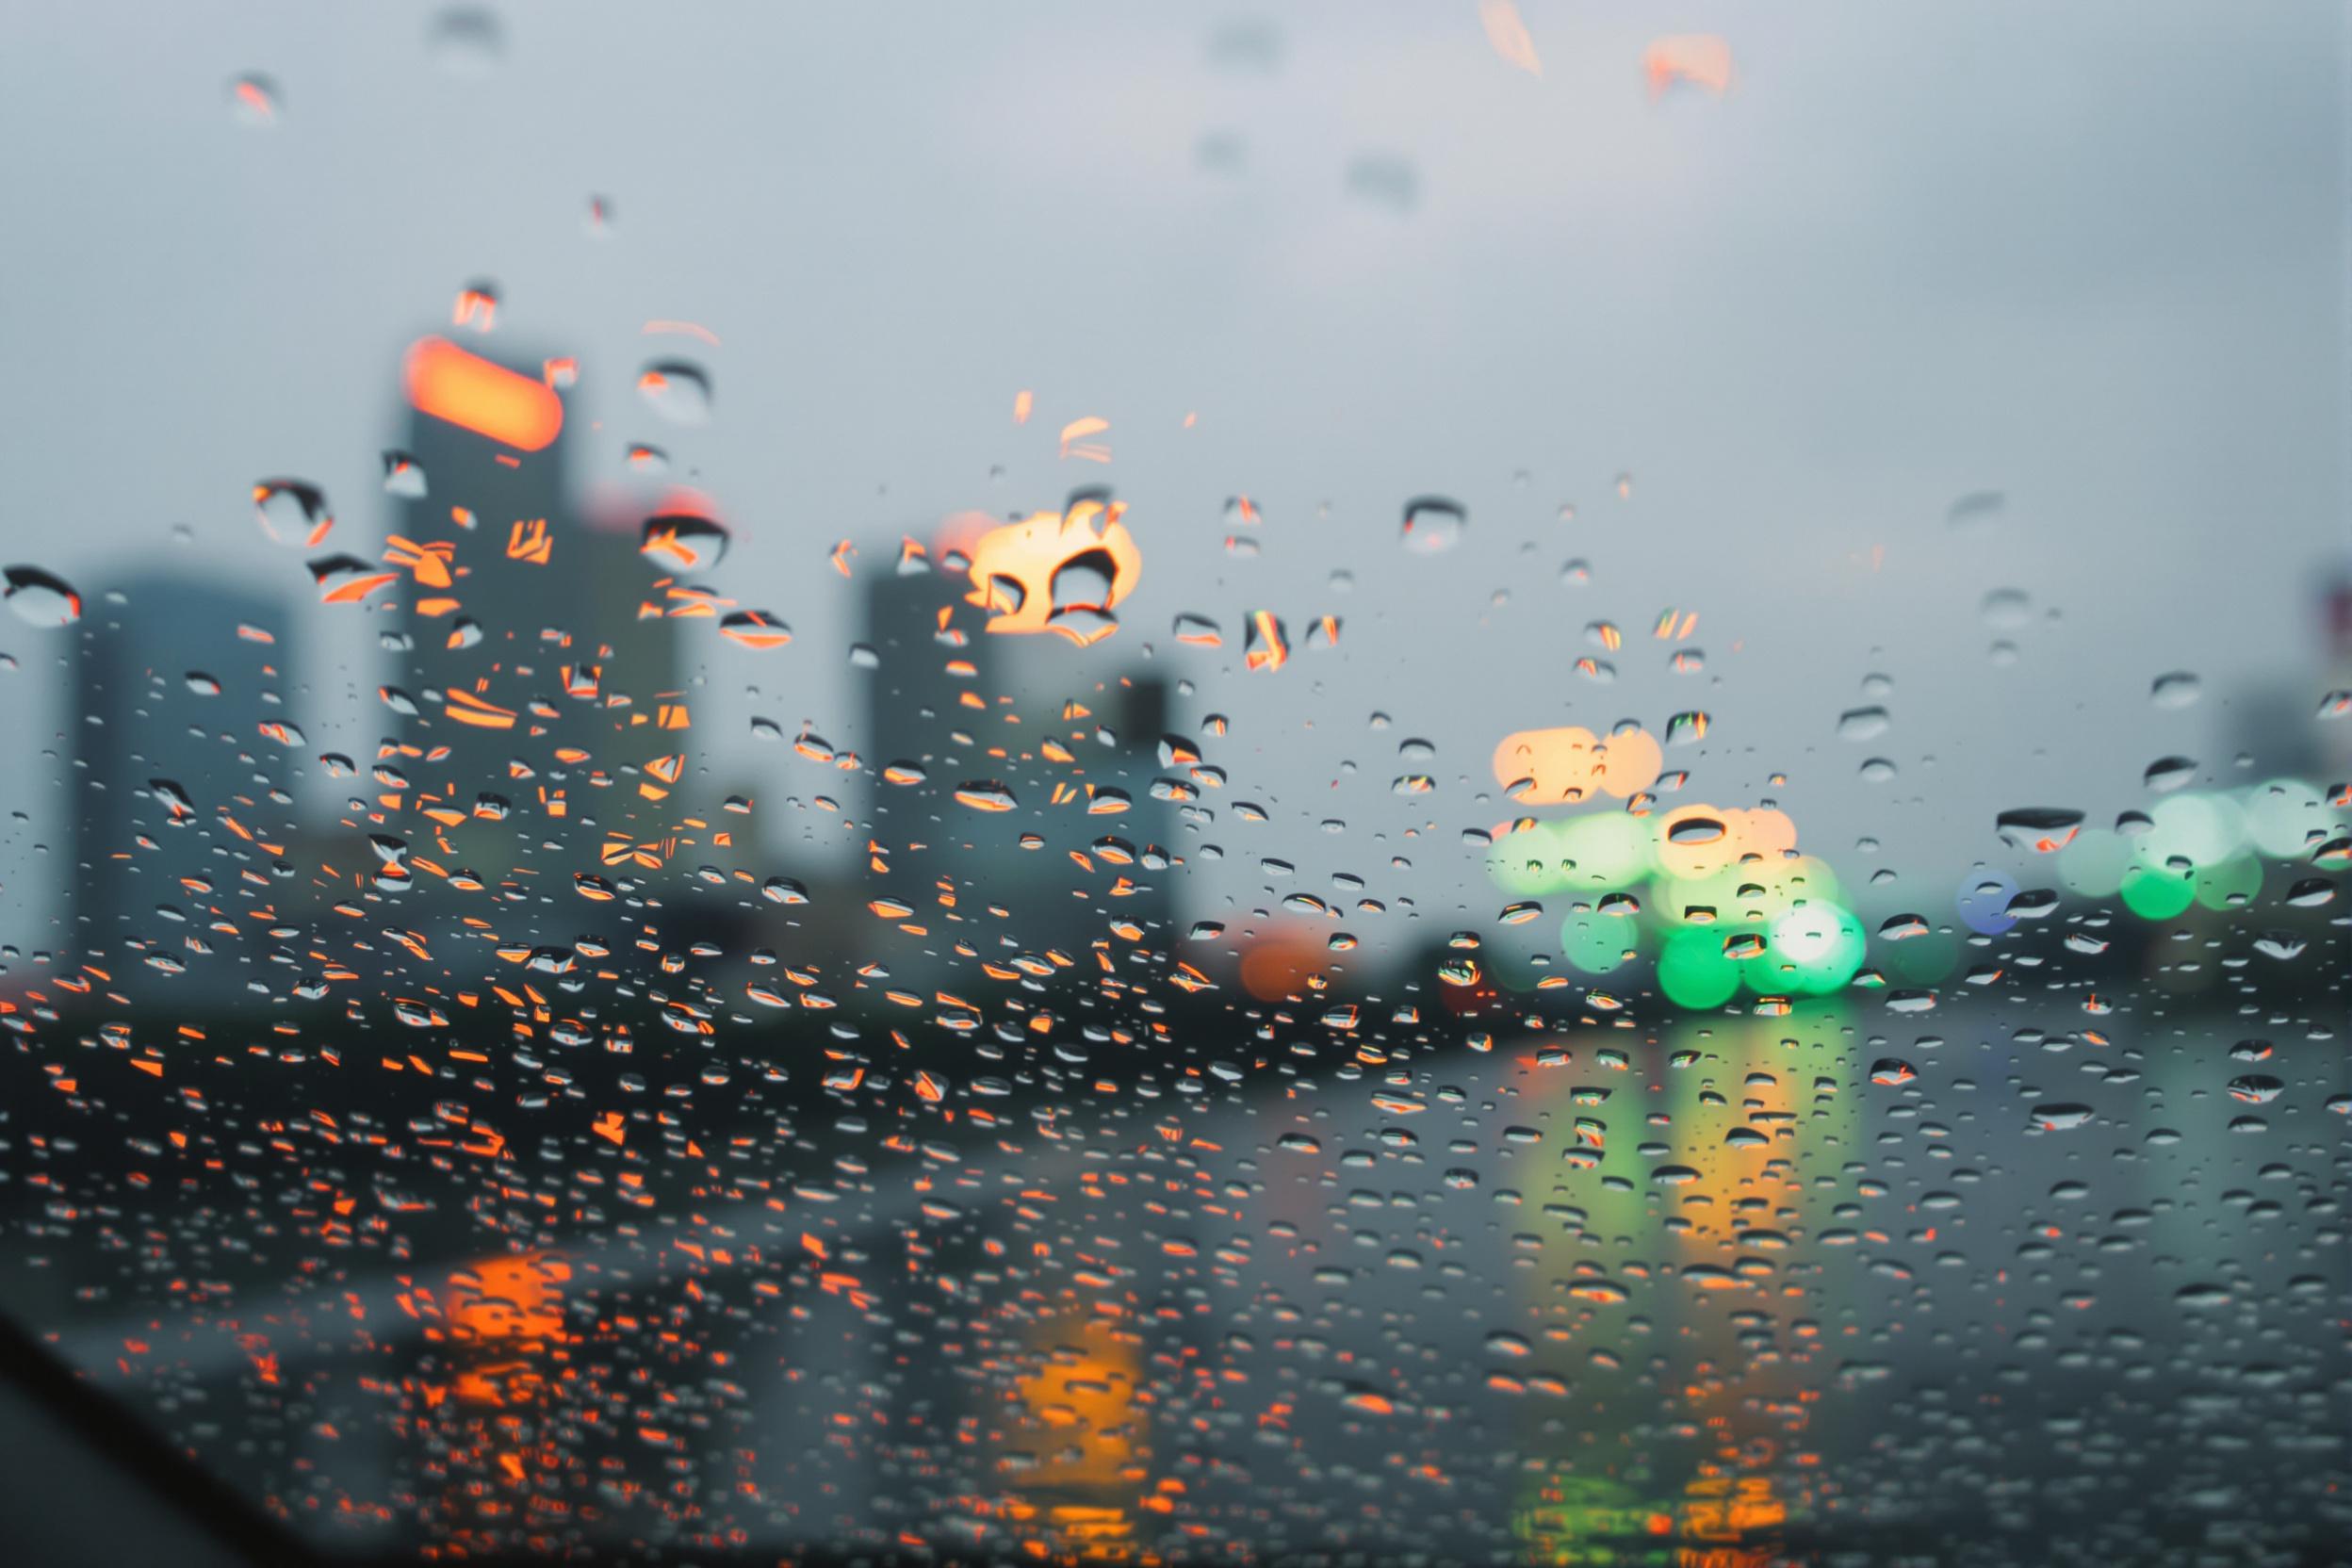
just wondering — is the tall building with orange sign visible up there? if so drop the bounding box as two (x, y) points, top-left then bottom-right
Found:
(384, 337), (678, 907)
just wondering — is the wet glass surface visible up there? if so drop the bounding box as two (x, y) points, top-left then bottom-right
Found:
(0, 5), (2344, 1564)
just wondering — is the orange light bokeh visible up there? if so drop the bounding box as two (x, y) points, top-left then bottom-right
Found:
(962, 501), (1142, 646)
(1492, 725), (1662, 805)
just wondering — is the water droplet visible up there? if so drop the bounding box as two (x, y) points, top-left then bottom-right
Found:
(227, 74), (281, 127)
(426, 6), (504, 74)
(954, 781), (1019, 813)
(253, 479), (334, 548)
(1047, 553), (1121, 643)
(381, 450), (427, 498)
(1345, 153), (1419, 212)
(2150, 671), (2201, 709)
(1244, 612), (1290, 672)
(718, 610), (791, 650)
(1982, 588), (2031, 629)
(640, 514), (729, 571)
(1400, 496), (1465, 555)
(638, 361), (712, 424)
(2004, 887), (2059, 919)
(2, 566), (80, 629)
(309, 554), (398, 605)
(1947, 489), (2004, 526)
(1837, 706), (1889, 741)
(1996, 808), (2082, 853)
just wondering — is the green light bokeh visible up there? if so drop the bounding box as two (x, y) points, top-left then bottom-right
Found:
(1558, 811), (1657, 891)
(2119, 861), (2196, 920)
(1487, 821), (1568, 897)
(1560, 910), (1638, 974)
(2133, 792), (2246, 872)
(2192, 854), (2262, 912)
(2244, 778), (2325, 860)
(1658, 924), (1743, 1009)
(2056, 826), (2131, 898)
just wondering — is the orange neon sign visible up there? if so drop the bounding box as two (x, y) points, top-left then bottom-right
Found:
(403, 336), (564, 451)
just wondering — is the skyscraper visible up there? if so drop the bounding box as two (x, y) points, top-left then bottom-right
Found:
(69, 573), (290, 1003)
(383, 337), (678, 918)
(857, 555), (1175, 988)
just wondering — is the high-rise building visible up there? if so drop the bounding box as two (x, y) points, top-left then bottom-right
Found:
(69, 573), (290, 1001)
(856, 558), (1175, 986)
(383, 338), (679, 918)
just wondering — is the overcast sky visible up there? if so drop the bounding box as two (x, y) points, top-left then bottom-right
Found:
(1, 1), (2343, 960)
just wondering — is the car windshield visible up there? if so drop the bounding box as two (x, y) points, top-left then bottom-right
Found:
(0, 4), (2344, 1564)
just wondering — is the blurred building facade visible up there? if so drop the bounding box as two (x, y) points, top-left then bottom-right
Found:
(69, 574), (288, 1001)
(858, 555), (1175, 988)
(384, 343), (679, 928)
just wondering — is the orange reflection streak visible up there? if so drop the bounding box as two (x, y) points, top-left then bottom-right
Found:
(445, 691), (518, 731)
(1243, 611), (1288, 672)
(642, 318), (721, 345)
(384, 534), (454, 588)
(1479, 0), (1543, 77)
(1058, 415), (1111, 462)
(505, 517), (553, 564)
(403, 1250), (578, 1546)
(403, 336), (564, 451)
(990, 1309), (1150, 1560)
(1645, 34), (1735, 99)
